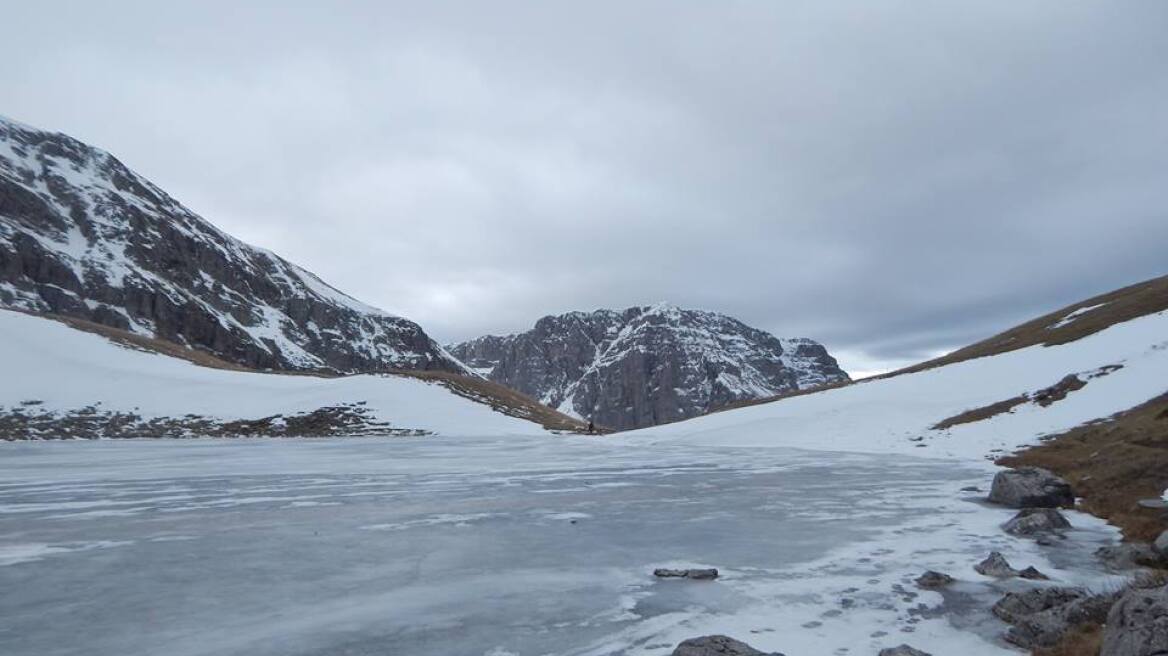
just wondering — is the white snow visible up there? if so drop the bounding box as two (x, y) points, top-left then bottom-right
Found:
(1050, 302), (1107, 329)
(626, 309), (1168, 462)
(0, 309), (545, 436)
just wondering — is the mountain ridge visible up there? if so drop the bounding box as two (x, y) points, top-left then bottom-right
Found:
(0, 115), (464, 375)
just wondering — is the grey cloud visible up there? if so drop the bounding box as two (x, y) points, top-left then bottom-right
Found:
(2, 1), (1166, 375)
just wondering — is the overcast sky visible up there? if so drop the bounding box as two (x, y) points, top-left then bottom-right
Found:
(3, 2), (1166, 376)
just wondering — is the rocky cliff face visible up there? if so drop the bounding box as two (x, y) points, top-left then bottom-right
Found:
(0, 115), (463, 374)
(449, 304), (849, 430)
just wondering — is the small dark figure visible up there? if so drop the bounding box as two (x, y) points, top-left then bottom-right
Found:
(587, 420), (595, 434)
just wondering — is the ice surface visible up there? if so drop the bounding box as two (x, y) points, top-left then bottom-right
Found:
(0, 436), (1126, 656)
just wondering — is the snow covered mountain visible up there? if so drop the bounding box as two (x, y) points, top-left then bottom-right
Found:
(448, 304), (849, 430)
(0, 115), (463, 374)
(0, 309), (580, 438)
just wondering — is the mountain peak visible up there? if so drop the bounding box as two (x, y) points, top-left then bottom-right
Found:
(448, 306), (848, 430)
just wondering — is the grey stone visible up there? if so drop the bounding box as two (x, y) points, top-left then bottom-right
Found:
(914, 570), (955, 589)
(1137, 498), (1168, 510)
(877, 646), (932, 656)
(1018, 566), (1050, 580)
(975, 551), (1019, 578)
(992, 587), (1089, 624)
(1096, 543), (1165, 570)
(654, 568), (719, 580)
(988, 467), (1075, 508)
(1155, 530), (1168, 558)
(670, 635), (783, 656)
(1001, 590), (1119, 649)
(1003, 507), (1072, 537)
(448, 308), (849, 431)
(1100, 584), (1168, 656)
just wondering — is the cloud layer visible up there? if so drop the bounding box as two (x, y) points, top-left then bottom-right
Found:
(4, 2), (1166, 374)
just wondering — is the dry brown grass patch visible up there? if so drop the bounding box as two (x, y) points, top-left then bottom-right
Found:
(932, 394), (1030, 430)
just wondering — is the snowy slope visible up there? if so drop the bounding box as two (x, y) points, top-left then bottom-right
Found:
(0, 115), (464, 374)
(450, 303), (848, 430)
(0, 310), (546, 438)
(623, 308), (1168, 461)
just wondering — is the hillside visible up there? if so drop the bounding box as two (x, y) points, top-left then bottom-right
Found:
(624, 278), (1168, 464)
(449, 304), (848, 430)
(0, 115), (463, 374)
(0, 309), (584, 439)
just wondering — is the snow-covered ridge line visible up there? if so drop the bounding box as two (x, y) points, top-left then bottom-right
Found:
(0, 115), (466, 375)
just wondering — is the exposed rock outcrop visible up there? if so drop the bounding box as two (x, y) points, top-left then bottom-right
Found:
(1100, 584), (1168, 656)
(993, 587), (1118, 649)
(988, 467), (1075, 509)
(448, 305), (848, 430)
(0, 116), (463, 375)
(1096, 543), (1165, 570)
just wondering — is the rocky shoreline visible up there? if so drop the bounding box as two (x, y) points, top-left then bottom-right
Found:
(663, 467), (1168, 656)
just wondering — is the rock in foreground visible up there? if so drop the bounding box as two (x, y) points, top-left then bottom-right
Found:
(1101, 584), (1168, 656)
(994, 586), (1117, 649)
(878, 646), (932, 656)
(1003, 507), (1072, 537)
(988, 467), (1075, 508)
(975, 551), (1019, 578)
(914, 571), (955, 589)
(655, 568), (719, 580)
(1155, 530), (1168, 557)
(1096, 543), (1165, 570)
(671, 635), (783, 656)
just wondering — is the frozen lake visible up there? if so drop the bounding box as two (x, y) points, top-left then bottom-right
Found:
(0, 436), (1124, 656)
